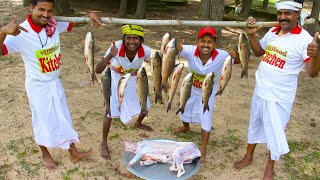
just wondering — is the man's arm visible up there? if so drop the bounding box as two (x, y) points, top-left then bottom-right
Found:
(73, 12), (104, 28)
(246, 17), (265, 57)
(247, 34), (265, 57)
(305, 32), (320, 78)
(0, 16), (28, 55)
(96, 54), (112, 74)
(95, 41), (117, 74)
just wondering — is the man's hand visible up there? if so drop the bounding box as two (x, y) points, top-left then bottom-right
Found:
(246, 17), (263, 36)
(177, 39), (185, 54)
(108, 40), (118, 58)
(88, 12), (105, 28)
(307, 32), (319, 57)
(1, 15), (28, 36)
(228, 44), (240, 64)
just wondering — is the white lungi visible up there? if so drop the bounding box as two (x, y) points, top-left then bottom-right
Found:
(25, 78), (79, 149)
(109, 71), (151, 124)
(180, 87), (216, 132)
(248, 93), (293, 160)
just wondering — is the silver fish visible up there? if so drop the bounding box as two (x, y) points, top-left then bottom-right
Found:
(238, 31), (250, 79)
(137, 67), (149, 115)
(84, 31), (98, 83)
(161, 38), (177, 94)
(101, 67), (112, 117)
(202, 72), (215, 113)
(151, 51), (163, 104)
(167, 63), (184, 112)
(216, 56), (232, 96)
(118, 73), (131, 110)
(160, 32), (171, 58)
(176, 73), (193, 114)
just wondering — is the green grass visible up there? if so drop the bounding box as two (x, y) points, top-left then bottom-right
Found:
(284, 140), (320, 179)
(5, 137), (41, 177)
(63, 167), (79, 180)
(109, 133), (120, 140)
(174, 130), (201, 143)
(221, 129), (244, 150)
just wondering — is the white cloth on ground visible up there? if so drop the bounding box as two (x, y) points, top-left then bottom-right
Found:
(26, 78), (79, 149)
(248, 93), (293, 160)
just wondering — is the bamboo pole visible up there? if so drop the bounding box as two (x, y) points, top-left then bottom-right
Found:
(54, 16), (316, 27)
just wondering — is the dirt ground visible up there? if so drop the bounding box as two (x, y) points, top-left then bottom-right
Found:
(0, 0), (319, 179)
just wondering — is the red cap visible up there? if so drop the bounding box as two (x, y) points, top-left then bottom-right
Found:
(198, 27), (217, 39)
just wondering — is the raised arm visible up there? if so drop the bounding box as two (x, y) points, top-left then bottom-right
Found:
(305, 32), (320, 78)
(72, 12), (104, 28)
(246, 17), (265, 57)
(95, 40), (118, 74)
(0, 16), (28, 55)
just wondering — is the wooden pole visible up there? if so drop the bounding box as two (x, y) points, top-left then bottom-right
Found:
(54, 16), (316, 27)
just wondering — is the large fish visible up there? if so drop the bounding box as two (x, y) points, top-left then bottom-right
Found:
(101, 67), (112, 117)
(137, 67), (149, 115)
(238, 32), (250, 79)
(202, 72), (215, 113)
(117, 73), (131, 110)
(216, 56), (232, 96)
(161, 38), (177, 94)
(151, 51), (163, 104)
(167, 63), (184, 112)
(84, 31), (98, 83)
(160, 33), (171, 58)
(176, 73), (193, 114)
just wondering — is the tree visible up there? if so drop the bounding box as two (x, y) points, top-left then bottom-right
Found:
(211, 0), (224, 45)
(119, 0), (128, 18)
(54, 0), (72, 16)
(199, 0), (211, 20)
(135, 0), (147, 19)
(239, 0), (253, 16)
(262, 0), (268, 10)
(307, 0), (320, 36)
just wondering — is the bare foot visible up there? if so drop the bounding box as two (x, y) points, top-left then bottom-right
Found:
(42, 155), (56, 170)
(70, 148), (94, 163)
(101, 142), (111, 160)
(134, 123), (153, 132)
(173, 126), (190, 133)
(233, 155), (253, 171)
(263, 162), (274, 180)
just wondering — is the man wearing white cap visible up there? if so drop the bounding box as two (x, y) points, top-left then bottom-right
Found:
(233, 0), (320, 179)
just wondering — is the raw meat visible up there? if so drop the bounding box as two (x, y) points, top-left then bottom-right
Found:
(124, 139), (201, 177)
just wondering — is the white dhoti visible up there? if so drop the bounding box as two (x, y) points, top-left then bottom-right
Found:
(179, 87), (216, 132)
(25, 78), (79, 149)
(109, 71), (151, 124)
(248, 93), (293, 160)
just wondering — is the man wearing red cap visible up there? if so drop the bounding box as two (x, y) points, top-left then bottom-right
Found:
(174, 27), (240, 163)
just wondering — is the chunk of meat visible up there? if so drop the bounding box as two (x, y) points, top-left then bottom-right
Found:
(124, 139), (201, 177)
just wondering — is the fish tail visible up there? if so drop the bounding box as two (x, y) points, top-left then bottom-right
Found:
(155, 92), (162, 104)
(167, 102), (172, 112)
(215, 90), (222, 96)
(203, 105), (210, 113)
(176, 108), (184, 115)
(160, 83), (168, 94)
(241, 69), (248, 79)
